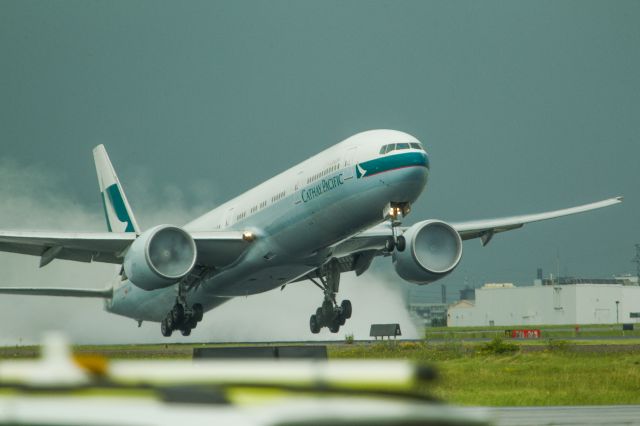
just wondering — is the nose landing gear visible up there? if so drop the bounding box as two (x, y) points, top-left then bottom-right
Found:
(308, 259), (352, 334)
(385, 202), (410, 252)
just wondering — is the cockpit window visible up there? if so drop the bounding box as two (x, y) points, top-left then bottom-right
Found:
(380, 142), (426, 155)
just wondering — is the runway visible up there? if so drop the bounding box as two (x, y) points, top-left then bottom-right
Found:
(463, 405), (640, 426)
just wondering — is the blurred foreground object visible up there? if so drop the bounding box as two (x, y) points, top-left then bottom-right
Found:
(0, 334), (490, 426)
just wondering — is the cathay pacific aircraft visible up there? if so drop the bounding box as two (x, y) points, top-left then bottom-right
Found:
(0, 130), (622, 336)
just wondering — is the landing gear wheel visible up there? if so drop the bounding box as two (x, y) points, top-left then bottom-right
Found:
(310, 314), (321, 334)
(341, 300), (352, 319)
(193, 304), (204, 322)
(171, 304), (184, 323)
(180, 327), (192, 336)
(166, 315), (174, 331)
(161, 318), (172, 337)
(307, 259), (352, 334)
(385, 238), (395, 252)
(396, 235), (406, 252)
(188, 318), (198, 330)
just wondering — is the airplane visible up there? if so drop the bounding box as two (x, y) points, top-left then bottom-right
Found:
(0, 129), (622, 337)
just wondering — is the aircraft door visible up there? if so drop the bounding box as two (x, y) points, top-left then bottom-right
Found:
(342, 146), (358, 181)
(294, 170), (305, 205)
(224, 207), (235, 228)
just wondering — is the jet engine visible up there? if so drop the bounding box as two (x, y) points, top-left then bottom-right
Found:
(393, 220), (462, 284)
(124, 225), (197, 291)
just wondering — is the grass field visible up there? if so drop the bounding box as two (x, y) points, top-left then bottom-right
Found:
(2, 336), (639, 406)
(330, 340), (640, 405)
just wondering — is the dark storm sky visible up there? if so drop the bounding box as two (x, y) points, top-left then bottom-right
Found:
(1, 0), (639, 303)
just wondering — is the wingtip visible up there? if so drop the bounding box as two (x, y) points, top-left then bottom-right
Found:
(615, 196), (624, 202)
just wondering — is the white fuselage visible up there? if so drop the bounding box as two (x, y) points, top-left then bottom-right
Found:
(106, 129), (430, 322)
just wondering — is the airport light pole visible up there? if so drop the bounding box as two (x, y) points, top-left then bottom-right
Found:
(616, 300), (620, 324)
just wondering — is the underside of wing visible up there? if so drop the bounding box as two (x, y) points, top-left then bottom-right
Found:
(189, 231), (252, 268)
(304, 224), (394, 280)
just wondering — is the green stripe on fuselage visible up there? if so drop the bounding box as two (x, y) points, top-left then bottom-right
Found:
(356, 151), (429, 178)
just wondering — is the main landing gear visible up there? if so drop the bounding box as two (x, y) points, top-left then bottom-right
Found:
(161, 282), (204, 337)
(308, 260), (352, 334)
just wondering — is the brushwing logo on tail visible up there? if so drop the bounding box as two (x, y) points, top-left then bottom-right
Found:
(102, 184), (135, 232)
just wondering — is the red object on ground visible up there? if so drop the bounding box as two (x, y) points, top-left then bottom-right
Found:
(510, 329), (541, 339)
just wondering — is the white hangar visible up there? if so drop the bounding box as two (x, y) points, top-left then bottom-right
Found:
(447, 279), (640, 327)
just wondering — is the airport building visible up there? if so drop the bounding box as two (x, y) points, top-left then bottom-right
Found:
(409, 287), (476, 326)
(409, 303), (448, 326)
(447, 277), (640, 327)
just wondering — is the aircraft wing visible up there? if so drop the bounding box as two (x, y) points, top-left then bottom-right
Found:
(450, 196), (623, 245)
(330, 196), (623, 274)
(0, 231), (136, 265)
(0, 287), (113, 298)
(0, 230), (250, 268)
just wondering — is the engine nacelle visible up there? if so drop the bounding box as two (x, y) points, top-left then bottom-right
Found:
(393, 220), (463, 284)
(124, 225), (197, 291)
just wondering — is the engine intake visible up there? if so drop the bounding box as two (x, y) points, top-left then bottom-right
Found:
(393, 220), (462, 284)
(124, 225), (197, 291)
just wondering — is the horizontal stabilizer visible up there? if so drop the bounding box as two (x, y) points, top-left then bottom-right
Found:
(0, 287), (112, 298)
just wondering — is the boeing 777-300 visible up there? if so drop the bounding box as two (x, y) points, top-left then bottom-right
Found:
(0, 130), (622, 336)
